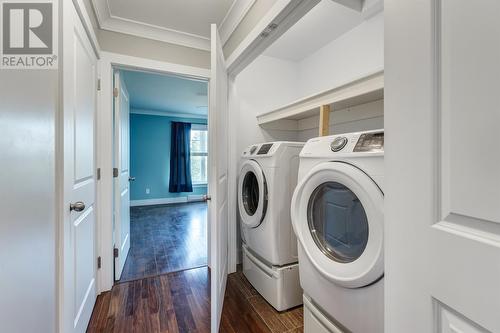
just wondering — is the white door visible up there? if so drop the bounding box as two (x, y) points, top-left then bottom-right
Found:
(113, 71), (131, 280)
(209, 24), (229, 333)
(386, 1), (500, 332)
(62, 2), (98, 332)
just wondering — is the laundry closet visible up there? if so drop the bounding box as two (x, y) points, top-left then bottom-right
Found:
(229, 1), (385, 332)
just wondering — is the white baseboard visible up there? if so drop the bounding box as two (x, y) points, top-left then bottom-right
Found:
(130, 195), (205, 207)
(187, 194), (205, 202)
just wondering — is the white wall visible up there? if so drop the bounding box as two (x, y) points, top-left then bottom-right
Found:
(0, 51), (57, 333)
(98, 29), (210, 69)
(234, 55), (300, 154)
(297, 11), (384, 97)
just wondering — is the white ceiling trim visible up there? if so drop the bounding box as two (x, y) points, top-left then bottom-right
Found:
(131, 108), (208, 119)
(219, 0), (256, 45)
(91, 0), (211, 51)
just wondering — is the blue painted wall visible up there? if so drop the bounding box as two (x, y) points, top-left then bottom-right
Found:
(130, 113), (207, 201)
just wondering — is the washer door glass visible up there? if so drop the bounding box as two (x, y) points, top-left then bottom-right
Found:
(238, 160), (267, 228)
(307, 182), (369, 263)
(242, 171), (260, 216)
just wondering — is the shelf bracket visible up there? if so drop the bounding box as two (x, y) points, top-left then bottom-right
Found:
(319, 104), (330, 136)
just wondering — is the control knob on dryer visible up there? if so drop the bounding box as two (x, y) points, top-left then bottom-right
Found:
(330, 136), (348, 152)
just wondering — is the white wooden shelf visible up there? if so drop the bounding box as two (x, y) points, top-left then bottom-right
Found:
(256, 71), (384, 131)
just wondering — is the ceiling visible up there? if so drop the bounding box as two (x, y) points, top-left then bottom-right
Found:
(107, 0), (233, 38)
(92, 0), (255, 50)
(263, 0), (366, 62)
(121, 70), (208, 118)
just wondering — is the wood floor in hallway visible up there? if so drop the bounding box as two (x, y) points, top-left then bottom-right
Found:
(87, 266), (303, 333)
(87, 266), (210, 333)
(120, 202), (208, 282)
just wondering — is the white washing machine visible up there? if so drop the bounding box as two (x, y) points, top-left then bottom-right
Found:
(291, 130), (384, 333)
(238, 141), (304, 311)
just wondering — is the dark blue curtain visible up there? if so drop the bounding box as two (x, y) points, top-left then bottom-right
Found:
(169, 122), (193, 193)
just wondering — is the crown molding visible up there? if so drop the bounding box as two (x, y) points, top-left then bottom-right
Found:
(219, 0), (256, 45)
(91, 0), (210, 51)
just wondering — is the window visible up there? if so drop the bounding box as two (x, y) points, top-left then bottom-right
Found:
(190, 124), (208, 185)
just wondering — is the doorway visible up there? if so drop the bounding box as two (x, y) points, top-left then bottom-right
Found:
(112, 68), (209, 283)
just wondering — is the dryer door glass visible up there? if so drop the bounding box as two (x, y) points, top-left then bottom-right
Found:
(242, 171), (259, 216)
(307, 182), (369, 263)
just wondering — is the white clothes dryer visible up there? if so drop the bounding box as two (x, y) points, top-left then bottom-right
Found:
(291, 130), (384, 333)
(238, 141), (304, 311)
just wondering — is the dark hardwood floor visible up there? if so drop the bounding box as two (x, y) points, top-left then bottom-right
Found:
(120, 202), (208, 282)
(87, 266), (210, 333)
(221, 270), (303, 333)
(88, 266), (303, 333)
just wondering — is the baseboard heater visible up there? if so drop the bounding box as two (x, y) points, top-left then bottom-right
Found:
(130, 195), (206, 207)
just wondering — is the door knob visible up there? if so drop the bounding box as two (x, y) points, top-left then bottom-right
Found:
(129, 176), (136, 181)
(70, 201), (86, 212)
(203, 195), (212, 201)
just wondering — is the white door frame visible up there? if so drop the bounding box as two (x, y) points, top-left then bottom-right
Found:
(95, 51), (239, 292)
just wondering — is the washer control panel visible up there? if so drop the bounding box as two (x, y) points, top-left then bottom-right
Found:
(242, 143), (276, 156)
(257, 143), (273, 155)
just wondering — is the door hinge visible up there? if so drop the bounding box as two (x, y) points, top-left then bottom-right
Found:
(97, 256), (102, 269)
(97, 168), (101, 180)
(113, 167), (118, 178)
(113, 87), (118, 97)
(97, 78), (101, 91)
(113, 248), (119, 258)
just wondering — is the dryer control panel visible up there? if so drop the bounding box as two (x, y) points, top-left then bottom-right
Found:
(354, 131), (384, 152)
(300, 129), (384, 157)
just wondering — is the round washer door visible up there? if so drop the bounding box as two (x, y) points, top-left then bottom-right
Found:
(238, 160), (268, 228)
(291, 161), (384, 288)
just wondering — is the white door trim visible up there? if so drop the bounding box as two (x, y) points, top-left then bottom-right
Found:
(227, 76), (239, 272)
(96, 52), (212, 292)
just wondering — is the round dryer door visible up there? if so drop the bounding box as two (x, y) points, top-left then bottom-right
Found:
(238, 160), (268, 228)
(291, 161), (384, 288)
